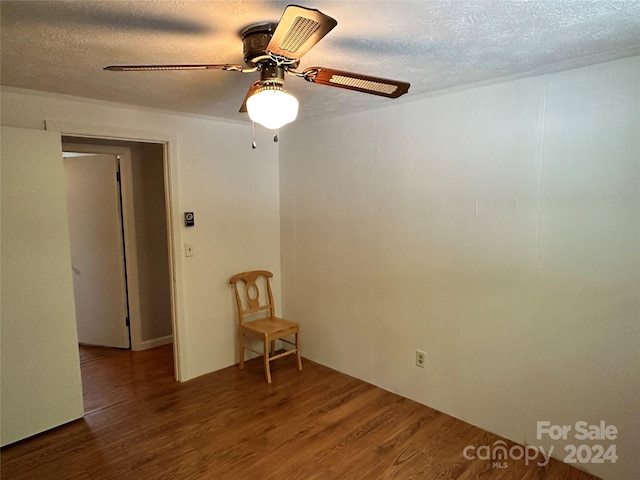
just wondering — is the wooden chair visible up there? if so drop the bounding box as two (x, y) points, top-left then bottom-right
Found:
(229, 270), (302, 383)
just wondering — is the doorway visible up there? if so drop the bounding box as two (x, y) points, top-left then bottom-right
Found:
(62, 137), (173, 350)
(62, 137), (174, 411)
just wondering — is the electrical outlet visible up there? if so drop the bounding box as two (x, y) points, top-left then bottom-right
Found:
(416, 350), (426, 368)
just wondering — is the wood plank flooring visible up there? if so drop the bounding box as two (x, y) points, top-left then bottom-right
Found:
(1, 345), (599, 479)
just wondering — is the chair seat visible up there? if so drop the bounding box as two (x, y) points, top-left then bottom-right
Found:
(242, 316), (299, 337)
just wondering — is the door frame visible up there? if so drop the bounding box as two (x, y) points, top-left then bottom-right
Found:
(46, 120), (185, 382)
(62, 144), (139, 350)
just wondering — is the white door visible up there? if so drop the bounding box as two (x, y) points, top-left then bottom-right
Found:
(1, 126), (84, 446)
(64, 154), (130, 348)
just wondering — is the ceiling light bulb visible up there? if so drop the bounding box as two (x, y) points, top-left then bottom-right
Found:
(246, 86), (299, 130)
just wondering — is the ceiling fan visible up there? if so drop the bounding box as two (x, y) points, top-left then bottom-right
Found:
(105, 4), (410, 130)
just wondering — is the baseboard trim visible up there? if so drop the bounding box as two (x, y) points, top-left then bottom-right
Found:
(139, 335), (173, 351)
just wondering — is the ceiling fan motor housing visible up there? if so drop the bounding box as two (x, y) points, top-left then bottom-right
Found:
(259, 63), (286, 86)
(241, 23), (276, 66)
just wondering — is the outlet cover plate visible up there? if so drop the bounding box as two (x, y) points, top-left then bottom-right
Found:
(416, 350), (426, 368)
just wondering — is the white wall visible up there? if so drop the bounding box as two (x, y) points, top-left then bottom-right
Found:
(130, 142), (173, 343)
(280, 57), (639, 480)
(1, 88), (282, 381)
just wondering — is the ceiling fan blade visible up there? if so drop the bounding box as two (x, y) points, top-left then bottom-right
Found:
(104, 64), (243, 72)
(266, 5), (337, 63)
(239, 81), (261, 113)
(302, 67), (410, 98)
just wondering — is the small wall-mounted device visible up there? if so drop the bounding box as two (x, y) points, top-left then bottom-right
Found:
(184, 212), (195, 227)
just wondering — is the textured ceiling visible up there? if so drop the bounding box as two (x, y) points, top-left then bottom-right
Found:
(2, 0), (639, 124)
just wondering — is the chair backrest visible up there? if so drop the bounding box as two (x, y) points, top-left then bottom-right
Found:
(229, 270), (275, 324)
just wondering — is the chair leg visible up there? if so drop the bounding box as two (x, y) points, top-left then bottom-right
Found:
(295, 330), (302, 371)
(263, 337), (272, 383)
(238, 333), (245, 370)
(270, 340), (276, 356)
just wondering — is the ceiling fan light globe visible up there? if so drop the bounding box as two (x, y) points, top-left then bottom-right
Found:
(247, 88), (299, 130)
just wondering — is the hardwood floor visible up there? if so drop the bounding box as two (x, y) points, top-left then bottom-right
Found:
(1, 345), (599, 480)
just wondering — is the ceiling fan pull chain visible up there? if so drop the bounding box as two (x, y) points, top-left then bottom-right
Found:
(252, 122), (257, 149)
